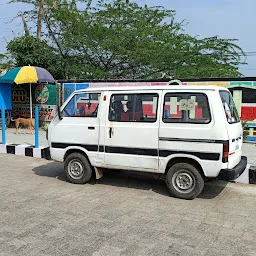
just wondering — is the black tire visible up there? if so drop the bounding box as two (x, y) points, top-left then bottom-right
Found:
(166, 162), (204, 200)
(64, 152), (92, 184)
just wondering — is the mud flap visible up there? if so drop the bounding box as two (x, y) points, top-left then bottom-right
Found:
(94, 167), (103, 180)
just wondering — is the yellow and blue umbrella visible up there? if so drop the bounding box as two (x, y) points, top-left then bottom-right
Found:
(0, 66), (55, 84)
(0, 66), (55, 119)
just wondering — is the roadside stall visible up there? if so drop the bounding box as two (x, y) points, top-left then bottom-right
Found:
(0, 82), (12, 128)
(0, 66), (55, 147)
(0, 66), (56, 125)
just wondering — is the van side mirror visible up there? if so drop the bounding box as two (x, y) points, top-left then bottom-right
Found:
(57, 105), (63, 120)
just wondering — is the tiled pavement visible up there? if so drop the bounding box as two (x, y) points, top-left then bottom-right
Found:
(235, 143), (256, 184)
(242, 143), (256, 165)
(0, 153), (256, 255)
(0, 128), (48, 147)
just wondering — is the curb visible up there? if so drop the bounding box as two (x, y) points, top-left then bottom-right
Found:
(0, 144), (51, 160)
(249, 166), (256, 184)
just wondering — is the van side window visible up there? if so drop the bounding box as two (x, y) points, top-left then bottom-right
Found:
(62, 93), (101, 117)
(163, 93), (211, 124)
(109, 93), (158, 122)
(219, 90), (240, 124)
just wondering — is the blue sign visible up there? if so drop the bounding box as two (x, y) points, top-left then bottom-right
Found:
(0, 83), (12, 110)
(63, 83), (90, 102)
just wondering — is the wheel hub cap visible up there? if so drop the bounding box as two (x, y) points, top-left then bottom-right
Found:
(172, 169), (196, 194)
(176, 173), (193, 189)
(68, 160), (84, 179)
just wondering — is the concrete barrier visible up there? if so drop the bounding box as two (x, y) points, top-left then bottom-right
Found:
(0, 143), (51, 160)
(249, 166), (256, 184)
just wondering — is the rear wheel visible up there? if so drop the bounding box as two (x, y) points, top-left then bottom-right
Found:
(64, 153), (92, 184)
(166, 163), (204, 199)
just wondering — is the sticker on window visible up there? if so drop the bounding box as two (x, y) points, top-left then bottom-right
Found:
(179, 99), (195, 111)
(187, 99), (195, 110)
(170, 97), (178, 114)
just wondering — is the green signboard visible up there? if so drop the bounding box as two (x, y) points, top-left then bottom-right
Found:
(12, 83), (57, 121)
(12, 83), (56, 105)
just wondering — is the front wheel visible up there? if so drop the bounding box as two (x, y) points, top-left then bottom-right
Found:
(166, 163), (204, 199)
(64, 153), (92, 184)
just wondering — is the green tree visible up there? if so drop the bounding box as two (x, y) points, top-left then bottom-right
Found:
(8, 0), (246, 79)
(7, 36), (64, 78)
(0, 54), (13, 75)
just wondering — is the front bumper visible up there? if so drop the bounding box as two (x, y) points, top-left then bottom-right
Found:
(218, 156), (247, 181)
(42, 147), (51, 160)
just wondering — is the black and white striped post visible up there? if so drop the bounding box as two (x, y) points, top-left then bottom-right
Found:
(0, 105), (50, 160)
(1, 104), (6, 145)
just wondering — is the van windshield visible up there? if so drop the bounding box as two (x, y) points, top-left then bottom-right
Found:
(219, 90), (240, 124)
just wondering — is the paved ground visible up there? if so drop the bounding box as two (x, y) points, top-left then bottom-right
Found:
(0, 128), (48, 147)
(0, 151), (256, 255)
(235, 143), (256, 184)
(243, 143), (256, 165)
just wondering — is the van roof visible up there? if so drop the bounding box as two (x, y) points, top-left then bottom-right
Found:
(74, 85), (229, 93)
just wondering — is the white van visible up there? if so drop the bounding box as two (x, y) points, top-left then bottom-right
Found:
(47, 85), (247, 199)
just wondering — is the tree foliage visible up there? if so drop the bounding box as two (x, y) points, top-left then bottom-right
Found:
(0, 54), (13, 75)
(7, 36), (65, 78)
(7, 0), (246, 79)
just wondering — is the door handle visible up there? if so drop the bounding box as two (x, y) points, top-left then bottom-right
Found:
(109, 127), (113, 138)
(88, 126), (95, 130)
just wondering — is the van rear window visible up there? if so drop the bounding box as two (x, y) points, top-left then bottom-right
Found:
(219, 90), (240, 124)
(163, 93), (211, 124)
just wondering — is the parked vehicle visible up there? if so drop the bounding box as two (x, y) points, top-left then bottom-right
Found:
(47, 85), (247, 199)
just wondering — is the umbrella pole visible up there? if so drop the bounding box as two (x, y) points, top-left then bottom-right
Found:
(1, 104), (6, 145)
(30, 83), (32, 119)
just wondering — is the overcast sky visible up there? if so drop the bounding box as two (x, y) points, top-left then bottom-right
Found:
(0, 0), (255, 76)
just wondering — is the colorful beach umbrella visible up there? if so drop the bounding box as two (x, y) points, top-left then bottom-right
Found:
(0, 66), (55, 84)
(0, 66), (55, 119)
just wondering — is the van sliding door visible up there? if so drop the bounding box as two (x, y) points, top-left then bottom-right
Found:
(104, 91), (161, 172)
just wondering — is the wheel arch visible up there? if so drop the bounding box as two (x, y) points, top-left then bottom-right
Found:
(164, 157), (205, 179)
(64, 147), (91, 165)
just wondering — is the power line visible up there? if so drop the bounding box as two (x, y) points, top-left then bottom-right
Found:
(0, 16), (17, 20)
